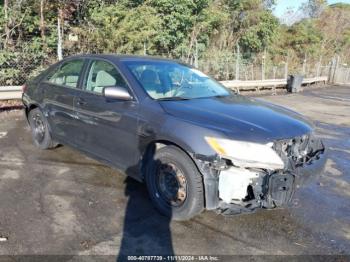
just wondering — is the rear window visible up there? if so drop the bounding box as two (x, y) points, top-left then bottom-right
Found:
(47, 59), (84, 88)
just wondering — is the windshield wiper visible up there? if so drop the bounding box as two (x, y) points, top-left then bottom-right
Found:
(156, 96), (191, 101)
(213, 94), (229, 98)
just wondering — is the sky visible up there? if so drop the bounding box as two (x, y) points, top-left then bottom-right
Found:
(273, 0), (350, 18)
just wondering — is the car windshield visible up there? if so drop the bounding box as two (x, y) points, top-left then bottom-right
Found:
(124, 60), (230, 100)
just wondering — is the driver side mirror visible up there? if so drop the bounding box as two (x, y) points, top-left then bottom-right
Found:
(103, 86), (132, 101)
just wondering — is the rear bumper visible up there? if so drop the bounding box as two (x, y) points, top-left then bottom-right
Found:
(22, 93), (30, 123)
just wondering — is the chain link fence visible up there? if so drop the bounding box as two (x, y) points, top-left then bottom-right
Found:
(197, 61), (332, 81)
(0, 48), (348, 86)
(333, 66), (350, 84)
(196, 58), (350, 85)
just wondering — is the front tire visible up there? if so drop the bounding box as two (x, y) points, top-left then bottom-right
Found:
(28, 108), (56, 149)
(145, 145), (204, 220)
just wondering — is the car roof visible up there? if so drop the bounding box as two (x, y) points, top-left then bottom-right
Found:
(62, 54), (184, 64)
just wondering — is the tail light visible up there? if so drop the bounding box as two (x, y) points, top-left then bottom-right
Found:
(22, 84), (27, 93)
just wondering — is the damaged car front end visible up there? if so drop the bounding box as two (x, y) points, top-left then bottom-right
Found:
(195, 133), (326, 215)
(158, 89), (327, 218)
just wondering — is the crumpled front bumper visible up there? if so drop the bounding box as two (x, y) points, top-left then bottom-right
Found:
(293, 149), (327, 186)
(214, 150), (327, 215)
(264, 149), (327, 209)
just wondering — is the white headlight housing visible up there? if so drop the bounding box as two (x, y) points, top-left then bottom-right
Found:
(205, 137), (285, 170)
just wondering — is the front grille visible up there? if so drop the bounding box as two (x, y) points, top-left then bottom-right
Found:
(273, 133), (324, 170)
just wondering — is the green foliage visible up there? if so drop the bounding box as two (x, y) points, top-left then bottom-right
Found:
(239, 11), (279, 53)
(343, 29), (350, 46)
(83, 2), (160, 54)
(0, 46), (46, 85)
(148, 0), (208, 56)
(0, 0), (349, 85)
(287, 20), (323, 56)
(0, 5), (4, 34)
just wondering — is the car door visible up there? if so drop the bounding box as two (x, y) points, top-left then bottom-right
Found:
(41, 58), (86, 144)
(73, 59), (140, 172)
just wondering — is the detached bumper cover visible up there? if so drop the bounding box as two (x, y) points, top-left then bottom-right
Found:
(264, 149), (327, 209)
(294, 149), (327, 185)
(214, 137), (326, 215)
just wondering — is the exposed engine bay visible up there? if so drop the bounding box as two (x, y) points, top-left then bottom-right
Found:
(195, 133), (326, 215)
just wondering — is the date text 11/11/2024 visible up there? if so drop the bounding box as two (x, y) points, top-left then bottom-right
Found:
(127, 255), (220, 261)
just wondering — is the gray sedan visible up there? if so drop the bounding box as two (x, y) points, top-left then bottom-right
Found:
(22, 54), (326, 220)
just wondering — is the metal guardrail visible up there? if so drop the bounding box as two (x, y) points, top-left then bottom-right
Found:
(0, 76), (329, 101)
(221, 76), (328, 93)
(0, 86), (23, 100)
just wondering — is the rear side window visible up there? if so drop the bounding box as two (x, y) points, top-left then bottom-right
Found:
(47, 59), (84, 88)
(85, 60), (128, 94)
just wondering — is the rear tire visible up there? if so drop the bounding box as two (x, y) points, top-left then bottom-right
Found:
(145, 145), (204, 220)
(28, 108), (57, 149)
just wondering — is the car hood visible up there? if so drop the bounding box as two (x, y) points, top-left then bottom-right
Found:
(159, 95), (313, 143)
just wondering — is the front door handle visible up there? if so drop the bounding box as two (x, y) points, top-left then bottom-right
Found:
(77, 98), (87, 106)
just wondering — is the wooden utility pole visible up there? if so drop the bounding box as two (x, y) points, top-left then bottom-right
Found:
(328, 57), (335, 83)
(316, 56), (322, 77)
(194, 39), (198, 68)
(40, 0), (46, 49)
(143, 42), (147, 55)
(302, 53), (307, 75)
(284, 51), (289, 79)
(235, 44), (240, 80)
(4, 0), (11, 49)
(332, 55), (340, 83)
(57, 9), (63, 61)
(262, 48), (266, 80)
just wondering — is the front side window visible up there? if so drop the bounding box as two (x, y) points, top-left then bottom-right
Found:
(124, 61), (230, 100)
(85, 60), (127, 94)
(48, 59), (84, 88)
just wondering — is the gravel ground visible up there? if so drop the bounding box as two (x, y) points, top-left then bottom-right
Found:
(0, 100), (23, 112)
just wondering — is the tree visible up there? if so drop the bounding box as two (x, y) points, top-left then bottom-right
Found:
(148, 0), (206, 56)
(301, 0), (327, 18)
(80, 2), (160, 54)
(239, 10), (279, 54)
(0, 0), (349, 85)
(3, 0), (10, 49)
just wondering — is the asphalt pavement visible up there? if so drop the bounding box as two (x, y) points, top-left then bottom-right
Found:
(0, 86), (349, 261)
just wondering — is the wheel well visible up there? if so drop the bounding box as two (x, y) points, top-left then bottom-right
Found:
(25, 104), (38, 119)
(141, 140), (208, 209)
(141, 141), (172, 177)
(141, 140), (199, 178)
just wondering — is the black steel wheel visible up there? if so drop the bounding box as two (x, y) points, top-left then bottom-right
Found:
(28, 108), (56, 149)
(146, 145), (204, 220)
(156, 162), (188, 207)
